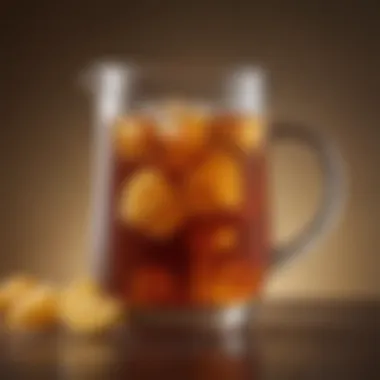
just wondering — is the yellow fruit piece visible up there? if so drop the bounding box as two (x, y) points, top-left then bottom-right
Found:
(60, 277), (100, 315)
(0, 275), (37, 312)
(119, 169), (185, 239)
(233, 116), (265, 153)
(112, 116), (153, 161)
(185, 152), (244, 215)
(61, 277), (99, 298)
(6, 285), (59, 331)
(60, 287), (123, 334)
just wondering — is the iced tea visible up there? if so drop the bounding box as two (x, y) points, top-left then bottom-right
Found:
(106, 102), (269, 308)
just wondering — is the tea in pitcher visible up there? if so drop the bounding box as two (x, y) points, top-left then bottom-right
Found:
(107, 101), (269, 308)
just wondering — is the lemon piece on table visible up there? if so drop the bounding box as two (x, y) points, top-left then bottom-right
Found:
(6, 285), (59, 331)
(0, 274), (37, 312)
(60, 278), (124, 334)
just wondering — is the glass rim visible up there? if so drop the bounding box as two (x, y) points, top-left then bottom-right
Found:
(83, 59), (267, 79)
(82, 59), (267, 117)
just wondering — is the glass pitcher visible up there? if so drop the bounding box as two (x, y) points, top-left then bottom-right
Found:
(83, 61), (345, 328)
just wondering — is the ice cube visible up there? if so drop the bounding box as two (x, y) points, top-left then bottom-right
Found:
(209, 113), (265, 154)
(185, 152), (243, 215)
(112, 115), (154, 161)
(154, 101), (211, 171)
(233, 115), (265, 153)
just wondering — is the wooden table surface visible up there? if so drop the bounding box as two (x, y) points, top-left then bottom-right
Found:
(0, 300), (378, 379)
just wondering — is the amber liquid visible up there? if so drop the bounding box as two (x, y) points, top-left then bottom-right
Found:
(105, 108), (269, 308)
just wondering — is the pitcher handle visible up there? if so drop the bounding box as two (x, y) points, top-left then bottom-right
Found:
(271, 121), (347, 268)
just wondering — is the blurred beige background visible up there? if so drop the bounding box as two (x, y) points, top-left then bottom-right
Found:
(1, 2), (379, 298)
